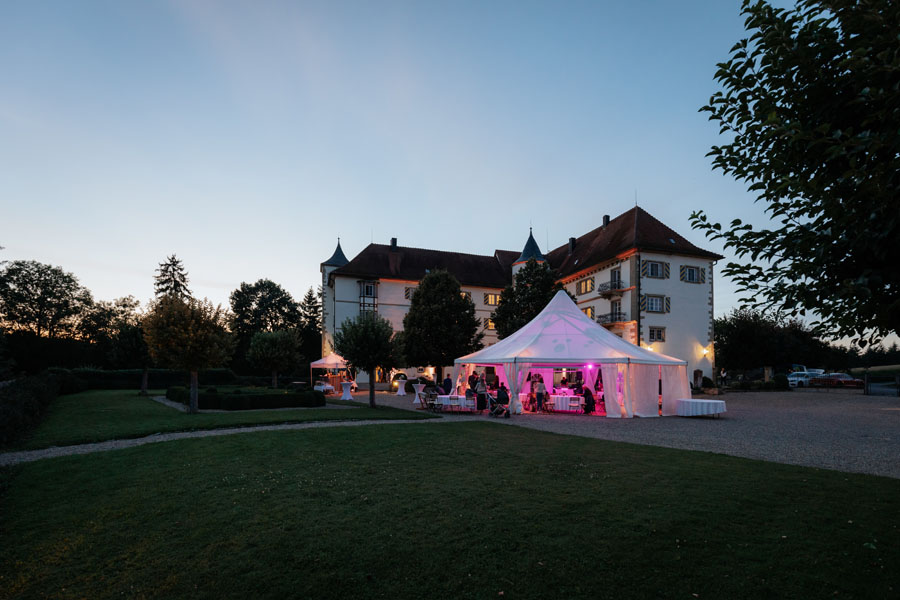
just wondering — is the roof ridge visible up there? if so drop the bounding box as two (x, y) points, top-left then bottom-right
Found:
(367, 242), (517, 259)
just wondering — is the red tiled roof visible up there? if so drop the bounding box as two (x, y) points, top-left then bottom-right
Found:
(331, 244), (516, 289)
(546, 207), (724, 279)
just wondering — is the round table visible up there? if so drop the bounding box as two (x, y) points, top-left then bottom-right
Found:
(340, 381), (354, 401)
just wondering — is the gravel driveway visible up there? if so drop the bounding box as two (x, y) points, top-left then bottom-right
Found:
(376, 389), (900, 479)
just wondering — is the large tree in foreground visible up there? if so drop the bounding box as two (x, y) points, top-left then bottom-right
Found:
(334, 312), (396, 408)
(143, 297), (233, 413)
(0, 260), (91, 338)
(692, 0), (900, 346)
(402, 270), (483, 378)
(492, 259), (566, 339)
(247, 330), (302, 388)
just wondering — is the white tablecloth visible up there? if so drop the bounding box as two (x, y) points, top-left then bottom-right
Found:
(412, 383), (427, 405)
(437, 395), (475, 411)
(314, 383), (334, 394)
(396, 380), (407, 396)
(549, 395), (583, 412)
(676, 399), (726, 417)
(340, 381), (353, 401)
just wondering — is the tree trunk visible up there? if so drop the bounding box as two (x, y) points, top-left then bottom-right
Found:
(368, 370), (376, 408)
(140, 367), (149, 395)
(272, 370), (278, 389)
(189, 370), (199, 414)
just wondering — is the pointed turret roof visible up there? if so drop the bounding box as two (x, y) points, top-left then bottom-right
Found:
(515, 228), (545, 264)
(322, 239), (349, 267)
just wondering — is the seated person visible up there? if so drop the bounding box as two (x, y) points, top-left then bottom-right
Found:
(489, 383), (511, 417)
(582, 386), (596, 415)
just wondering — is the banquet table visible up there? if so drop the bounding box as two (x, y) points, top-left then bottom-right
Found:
(436, 395), (474, 412)
(549, 394), (583, 413)
(676, 398), (726, 417)
(340, 381), (353, 401)
(314, 383), (334, 394)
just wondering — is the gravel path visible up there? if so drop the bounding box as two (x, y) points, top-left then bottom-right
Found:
(0, 418), (451, 467)
(375, 389), (900, 479)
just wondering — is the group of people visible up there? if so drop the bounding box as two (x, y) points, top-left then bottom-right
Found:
(462, 371), (511, 417)
(521, 373), (600, 415)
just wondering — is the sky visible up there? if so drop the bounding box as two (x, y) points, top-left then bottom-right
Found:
(3, 1), (788, 319)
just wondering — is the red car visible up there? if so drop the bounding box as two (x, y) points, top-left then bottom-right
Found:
(810, 373), (864, 388)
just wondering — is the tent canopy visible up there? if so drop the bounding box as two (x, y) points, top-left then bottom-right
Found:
(455, 290), (686, 367)
(310, 352), (348, 369)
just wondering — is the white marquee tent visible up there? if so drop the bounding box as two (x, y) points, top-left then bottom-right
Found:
(452, 290), (691, 417)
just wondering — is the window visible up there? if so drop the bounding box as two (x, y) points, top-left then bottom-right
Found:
(359, 281), (377, 312)
(576, 277), (594, 295)
(680, 265), (705, 284)
(610, 268), (622, 288)
(404, 287), (416, 300)
(581, 306), (595, 319)
(361, 282), (376, 297)
(483, 317), (496, 330)
(484, 293), (500, 306)
(646, 295), (664, 313)
(647, 261), (663, 278)
(649, 327), (666, 342)
(460, 291), (472, 301)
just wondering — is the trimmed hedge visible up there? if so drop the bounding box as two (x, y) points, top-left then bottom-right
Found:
(0, 374), (60, 446)
(46, 368), (239, 394)
(166, 387), (326, 411)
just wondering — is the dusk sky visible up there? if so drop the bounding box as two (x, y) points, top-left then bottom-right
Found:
(3, 1), (785, 318)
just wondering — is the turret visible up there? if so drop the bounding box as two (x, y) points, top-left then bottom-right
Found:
(511, 228), (546, 281)
(320, 239), (349, 356)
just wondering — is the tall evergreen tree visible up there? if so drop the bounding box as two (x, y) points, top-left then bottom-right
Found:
(402, 270), (483, 377)
(297, 287), (323, 362)
(153, 255), (192, 300)
(491, 259), (566, 339)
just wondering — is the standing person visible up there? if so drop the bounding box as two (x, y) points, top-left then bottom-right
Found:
(720, 368), (728, 387)
(443, 373), (453, 395)
(475, 374), (488, 412)
(468, 371), (478, 392)
(535, 376), (547, 412)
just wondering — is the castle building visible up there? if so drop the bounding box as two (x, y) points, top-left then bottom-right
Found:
(321, 207), (723, 385)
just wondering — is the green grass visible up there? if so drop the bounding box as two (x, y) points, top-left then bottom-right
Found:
(6, 389), (432, 451)
(1, 423), (897, 599)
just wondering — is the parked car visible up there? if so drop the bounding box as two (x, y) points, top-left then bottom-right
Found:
(811, 372), (864, 389)
(787, 372), (814, 388)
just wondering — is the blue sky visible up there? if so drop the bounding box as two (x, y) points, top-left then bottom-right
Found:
(3, 1), (781, 317)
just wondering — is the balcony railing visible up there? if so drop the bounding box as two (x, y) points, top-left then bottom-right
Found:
(596, 311), (628, 324)
(596, 279), (625, 296)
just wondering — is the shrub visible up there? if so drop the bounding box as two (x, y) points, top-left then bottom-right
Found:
(701, 376), (715, 389)
(774, 374), (790, 390)
(763, 380), (777, 390)
(43, 368), (238, 393)
(164, 387), (325, 410)
(0, 373), (60, 446)
(206, 387), (218, 394)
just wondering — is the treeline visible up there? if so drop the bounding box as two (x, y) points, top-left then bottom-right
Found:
(0, 256), (322, 378)
(715, 309), (900, 373)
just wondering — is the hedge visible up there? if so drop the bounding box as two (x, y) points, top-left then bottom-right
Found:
(0, 374), (60, 446)
(166, 387), (326, 411)
(46, 368), (239, 394)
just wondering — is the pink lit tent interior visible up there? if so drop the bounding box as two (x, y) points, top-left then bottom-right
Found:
(452, 290), (692, 417)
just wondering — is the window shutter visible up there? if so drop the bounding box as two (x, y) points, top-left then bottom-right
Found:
(679, 265), (686, 282)
(665, 297), (671, 313)
(639, 294), (647, 312)
(664, 262), (670, 279)
(483, 293), (488, 305)
(640, 260), (649, 277)
(700, 268), (706, 284)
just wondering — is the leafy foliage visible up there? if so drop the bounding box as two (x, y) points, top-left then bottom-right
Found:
(402, 270), (483, 374)
(693, 0), (900, 345)
(229, 279), (302, 369)
(142, 296), (234, 412)
(247, 330), (302, 388)
(491, 259), (567, 339)
(153, 254), (192, 300)
(0, 260), (92, 338)
(334, 312), (397, 408)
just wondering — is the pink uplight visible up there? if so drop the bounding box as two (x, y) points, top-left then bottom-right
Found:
(586, 364), (594, 370)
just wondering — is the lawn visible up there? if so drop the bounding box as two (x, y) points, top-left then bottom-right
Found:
(1, 423), (897, 599)
(7, 389), (432, 451)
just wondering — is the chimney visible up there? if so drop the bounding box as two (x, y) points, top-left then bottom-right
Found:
(602, 214), (610, 228)
(390, 237), (397, 251)
(568, 237), (576, 254)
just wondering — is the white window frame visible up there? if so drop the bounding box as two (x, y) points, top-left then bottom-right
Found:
(647, 261), (664, 278)
(684, 266), (700, 283)
(646, 295), (664, 313)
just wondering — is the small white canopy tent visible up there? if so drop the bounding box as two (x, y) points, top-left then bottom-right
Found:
(310, 352), (350, 387)
(452, 290), (691, 417)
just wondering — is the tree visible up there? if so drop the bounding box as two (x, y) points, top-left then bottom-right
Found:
(108, 322), (153, 394)
(154, 255), (192, 300)
(297, 287), (323, 366)
(247, 330), (302, 388)
(491, 259), (567, 339)
(143, 296), (233, 413)
(693, 0), (900, 346)
(229, 279), (302, 369)
(78, 296), (141, 345)
(0, 260), (91, 338)
(334, 312), (396, 408)
(402, 270), (483, 377)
